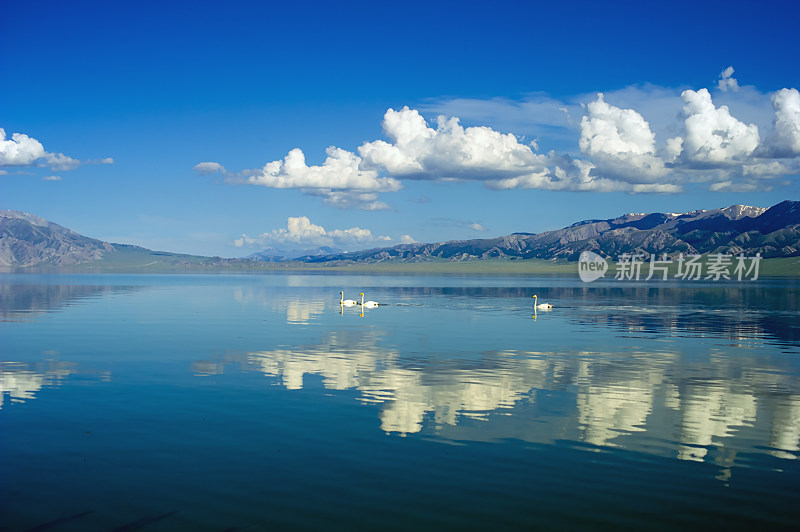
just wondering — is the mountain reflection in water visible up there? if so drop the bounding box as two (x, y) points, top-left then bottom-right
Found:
(377, 283), (800, 346)
(0, 282), (142, 323)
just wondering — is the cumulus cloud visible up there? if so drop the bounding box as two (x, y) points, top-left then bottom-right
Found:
(202, 68), (800, 200)
(718, 66), (739, 92)
(200, 147), (401, 210)
(234, 216), (395, 251)
(742, 160), (796, 177)
(202, 105), (685, 200)
(674, 88), (760, 166)
(0, 129), (48, 166)
(579, 94), (668, 183)
(487, 152), (650, 193)
(251, 147), (401, 194)
(359, 107), (666, 193)
(359, 107), (543, 180)
(760, 88), (800, 157)
(0, 128), (81, 171)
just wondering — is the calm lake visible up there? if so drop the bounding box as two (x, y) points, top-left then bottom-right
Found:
(1, 272), (799, 530)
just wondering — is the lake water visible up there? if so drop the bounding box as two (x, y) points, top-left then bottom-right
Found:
(1, 273), (799, 530)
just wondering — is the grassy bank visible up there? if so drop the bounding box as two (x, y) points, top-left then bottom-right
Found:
(8, 252), (798, 277)
(302, 256), (799, 277)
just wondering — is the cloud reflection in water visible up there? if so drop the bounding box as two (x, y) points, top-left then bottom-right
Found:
(194, 329), (800, 475)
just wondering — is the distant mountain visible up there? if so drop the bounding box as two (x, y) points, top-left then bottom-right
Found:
(302, 200), (800, 263)
(248, 245), (342, 262)
(0, 210), (249, 270)
(2, 201), (799, 269)
(0, 210), (114, 266)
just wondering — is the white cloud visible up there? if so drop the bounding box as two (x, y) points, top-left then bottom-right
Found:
(579, 94), (668, 183)
(203, 69), (800, 201)
(761, 88), (800, 157)
(741, 160), (796, 178)
(46, 153), (81, 171)
(0, 128), (81, 171)
(42, 175), (62, 181)
(359, 107), (669, 193)
(305, 189), (390, 211)
(251, 147), (400, 192)
(0, 129), (47, 166)
(631, 183), (683, 194)
(359, 107), (544, 180)
(423, 76), (800, 192)
(674, 88), (760, 166)
(328, 225), (377, 243)
(226, 147), (401, 210)
(193, 161), (226, 175)
(207, 105), (682, 200)
(399, 235), (416, 244)
(718, 66), (740, 92)
(487, 152), (654, 193)
(234, 216), (395, 251)
(195, 149), (401, 210)
(709, 181), (760, 192)
(84, 157), (115, 166)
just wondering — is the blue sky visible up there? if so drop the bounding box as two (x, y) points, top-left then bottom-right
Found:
(2, 0), (799, 257)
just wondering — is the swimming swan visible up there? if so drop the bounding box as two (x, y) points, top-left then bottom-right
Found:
(532, 295), (553, 309)
(359, 293), (379, 308)
(340, 291), (358, 306)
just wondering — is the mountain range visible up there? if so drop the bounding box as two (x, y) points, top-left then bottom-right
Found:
(0, 211), (245, 269)
(1, 200), (799, 269)
(302, 200), (800, 263)
(247, 245), (342, 262)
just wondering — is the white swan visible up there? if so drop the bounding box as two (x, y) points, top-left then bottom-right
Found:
(340, 291), (358, 306)
(532, 295), (553, 309)
(359, 292), (379, 308)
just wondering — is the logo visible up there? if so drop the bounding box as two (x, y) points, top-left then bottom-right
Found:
(578, 251), (608, 283)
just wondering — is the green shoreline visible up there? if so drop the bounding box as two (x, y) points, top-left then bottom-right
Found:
(4, 255), (799, 277)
